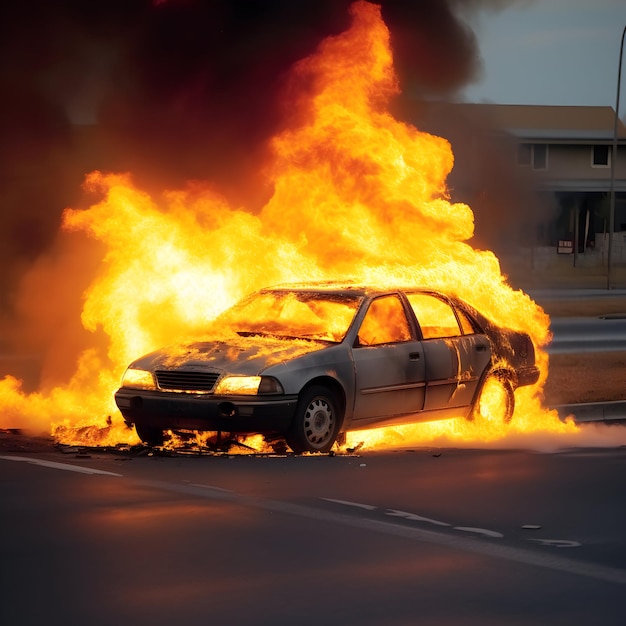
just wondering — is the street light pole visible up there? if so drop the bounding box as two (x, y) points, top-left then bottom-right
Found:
(608, 24), (626, 289)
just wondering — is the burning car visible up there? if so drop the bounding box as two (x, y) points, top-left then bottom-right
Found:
(114, 283), (540, 453)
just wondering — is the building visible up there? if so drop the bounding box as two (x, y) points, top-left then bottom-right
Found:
(414, 103), (626, 269)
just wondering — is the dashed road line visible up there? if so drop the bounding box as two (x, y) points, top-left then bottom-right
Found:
(385, 509), (451, 527)
(529, 539), (582, 549)
(321, 497), (377, 510)
(454, 526), (504, 538)
(154, 482), (626, 585)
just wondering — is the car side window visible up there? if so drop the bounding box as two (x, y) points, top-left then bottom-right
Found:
(406, 293), (462, 339)
(357, 295), (412, 346)
(455, 308), (477, 335)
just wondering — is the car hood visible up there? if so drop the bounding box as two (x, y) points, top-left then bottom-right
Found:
(130, 334), (330, 375)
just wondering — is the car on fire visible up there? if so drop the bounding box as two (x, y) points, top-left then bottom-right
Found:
(114, 282), (540, 453)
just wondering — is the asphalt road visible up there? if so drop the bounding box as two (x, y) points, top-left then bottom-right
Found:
(1, 443), (625, 625)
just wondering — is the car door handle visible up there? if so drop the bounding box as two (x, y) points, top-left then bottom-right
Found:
(409, 352), (421, 360)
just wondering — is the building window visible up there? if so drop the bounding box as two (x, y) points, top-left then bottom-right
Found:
(517, 143), (548, 169)
(532, 144), (548, 170)
(592, 145), (610, 168)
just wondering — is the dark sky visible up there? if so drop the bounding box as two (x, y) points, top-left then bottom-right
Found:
(0, 0), (524, 306)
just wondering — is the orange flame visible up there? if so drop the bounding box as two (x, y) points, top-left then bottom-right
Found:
(1, 1), (579, 449)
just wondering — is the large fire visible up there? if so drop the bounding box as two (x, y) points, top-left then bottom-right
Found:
(1, 1), (580, 451)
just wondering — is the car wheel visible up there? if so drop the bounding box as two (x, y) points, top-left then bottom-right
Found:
(286, 385), (341, 454)
(135, 424), (165, 447)
(472, 372), (514, 424)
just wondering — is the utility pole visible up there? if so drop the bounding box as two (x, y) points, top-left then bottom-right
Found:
(608, 25), (626, 289)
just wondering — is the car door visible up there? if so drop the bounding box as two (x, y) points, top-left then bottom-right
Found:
(351, 294), (426, 422)
(450, 305), (492, 405)
(405, 292), (491, 410)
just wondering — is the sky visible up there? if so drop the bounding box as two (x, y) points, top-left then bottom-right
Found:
(462, 0), (626, 109)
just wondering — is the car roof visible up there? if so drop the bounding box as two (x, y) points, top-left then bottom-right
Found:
(262, 281), (448, 299)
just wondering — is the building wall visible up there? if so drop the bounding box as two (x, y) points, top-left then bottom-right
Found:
(517, 143), (626, 185)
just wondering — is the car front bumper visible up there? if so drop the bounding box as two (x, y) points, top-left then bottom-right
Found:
(114, 388), (298, 434)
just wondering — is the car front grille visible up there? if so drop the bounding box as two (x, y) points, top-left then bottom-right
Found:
(155, 370), (219, 392)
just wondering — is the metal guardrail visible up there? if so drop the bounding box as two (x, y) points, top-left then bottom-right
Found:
(554, 400), (626, 424)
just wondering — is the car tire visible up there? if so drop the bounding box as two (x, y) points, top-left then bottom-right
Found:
(286, 385), (341, 454)
(135, 424), (165, 447)
(472, 372), (515, 424)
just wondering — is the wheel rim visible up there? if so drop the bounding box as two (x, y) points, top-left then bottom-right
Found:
(477, 376), (512, 423)
(303, 397), (335, 448)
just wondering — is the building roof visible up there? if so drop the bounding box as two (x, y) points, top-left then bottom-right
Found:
(453, 103), (626, 142)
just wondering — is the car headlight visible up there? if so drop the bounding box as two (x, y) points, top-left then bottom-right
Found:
(121, 367), (156, 390)
(214, 375), (283, 396)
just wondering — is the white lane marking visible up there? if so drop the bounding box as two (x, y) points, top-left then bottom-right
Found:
(321, 498), (377, 510)
(0, 455), (123, 477)
(454, 526), (504, 538)
(529, 539), (582, 548)
(189, 483), (234, 494)
(385, 509), (451, 527)
(147, 481), (626, 585)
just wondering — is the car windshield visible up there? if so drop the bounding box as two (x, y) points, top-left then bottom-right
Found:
(217, 290), (362, 343)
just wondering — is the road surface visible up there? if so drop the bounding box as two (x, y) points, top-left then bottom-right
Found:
(1, 442), (625, 625)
